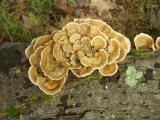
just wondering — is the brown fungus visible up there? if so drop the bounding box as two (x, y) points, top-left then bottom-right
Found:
(25, 38), (37, 59)
(37, 75), (67, 95)
(71, 66), (94, 77)
(107, 38), (121, 64)
(25, 18), (131, 95)
(77, 49), (108, 69)
(134, 33), (156, 51)
(99, 63), (118, 76)
(156, 37), (160, 50)
(40, 46), (69, 80)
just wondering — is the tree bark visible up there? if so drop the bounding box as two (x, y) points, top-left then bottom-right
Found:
(0, 43), (160, 120)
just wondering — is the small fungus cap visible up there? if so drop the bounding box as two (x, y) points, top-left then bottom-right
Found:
(25, 38), (37, 59)
(91, 36), (107, 50)
(77, 49), (108, 69)
(107, 38), (121, 64)
(40, 46), (69, 80)
(29, 46), (45, 67)
(156, 37), (160, 50)
(99, 63), (118, 76)
(28, 66), (39, 86)
(33, 35), (52, 50)
(71, 66), (94, 77)
(37, 75), (67, 95)
(134, 33), (156, 51)
(116, 48), (127, 63)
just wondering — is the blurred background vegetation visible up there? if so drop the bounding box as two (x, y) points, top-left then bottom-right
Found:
(0, 0), (159, 44)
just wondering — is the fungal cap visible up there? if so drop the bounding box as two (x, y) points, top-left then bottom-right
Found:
(134, 33), (156, 51)
(77, 49), (108, 69)
(91, 36), (107, 50)
(107, 31), (131, 53)
(33, 35), (52, 50)
(28, 66), (38, 86)
(29, 46), (45, 66)
(79, 23), (90, 35)
(87, 19), (106, 30)
(107, 38), (121, 64)
(66, 22), (81, 36)
(116, 33), (131, 53)
(156, 37), (160, 50)
(37, 76), (67, 95)
(99, 63), (118, 76)
(25, 38), (37, 58)
(69, 33), (81, 44)
(40, 46), (69, 80)
(53, 31), (67, 43)
(101, 23), (113, 35)
(53, 43), (70, 65)
(71, 66), (94, 77)
(116, 48), (127, 63)
(87, 26), (100, 38)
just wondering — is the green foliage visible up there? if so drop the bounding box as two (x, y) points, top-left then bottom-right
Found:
(0, 0), (32, 42)
(4, 106), (20, 118)
(130, 49), (150, 58)
(67, 94), (74, 106)
(84, 75), (95, 85)
(125, 66), (143, 87)
(26, 0), (53, 14)
(83, 72), (104, 85)
(23, 93), (53, 105)
(38, 93), (53, 101)
(0, 0), (57, 42)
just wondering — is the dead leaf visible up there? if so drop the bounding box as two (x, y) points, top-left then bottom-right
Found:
(56, 1), (74, 15)
(22, 15), (32, 29)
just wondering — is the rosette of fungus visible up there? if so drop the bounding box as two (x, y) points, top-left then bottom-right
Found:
(25, 18), (131, 95)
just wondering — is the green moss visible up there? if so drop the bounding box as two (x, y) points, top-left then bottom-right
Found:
(67, 94), (75, 106)
(95, 72), (104, 80)
(4, 106), (20, 118)
(130, 49), (151, 58)
(73, 84), (80, 90)
(125, 66), (143, 87)
(38, 93), (53, 101)
(83, 75), (95, 85)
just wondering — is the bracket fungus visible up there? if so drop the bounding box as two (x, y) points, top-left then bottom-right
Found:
(25, 18), (131, 95)
(134, 33), (156, 51)
(156, 37), (160, 50)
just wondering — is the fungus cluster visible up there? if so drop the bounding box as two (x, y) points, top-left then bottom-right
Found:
(134, 33), (160, 51)
(25, 18), (131, 95)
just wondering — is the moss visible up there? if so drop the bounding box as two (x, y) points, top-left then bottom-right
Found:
(95, 72), (104, 80)
(66, 94), (75, 106)
(83, 75), (95, 85)
(73, 84), (80, 90)
(130, 49), (151, 58)
(4, 106), (20, 118)
(38, 93), (53, 101)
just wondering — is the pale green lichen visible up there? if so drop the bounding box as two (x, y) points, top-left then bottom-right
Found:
(125, 66), (143, 87)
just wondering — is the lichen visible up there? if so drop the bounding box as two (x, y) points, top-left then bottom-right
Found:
(125, 66), (143, 87)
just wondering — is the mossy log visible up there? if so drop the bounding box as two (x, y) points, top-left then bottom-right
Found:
(0, 43), (160, 120)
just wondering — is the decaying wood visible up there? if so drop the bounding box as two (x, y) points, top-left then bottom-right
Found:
(0, 43), (160, 120)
